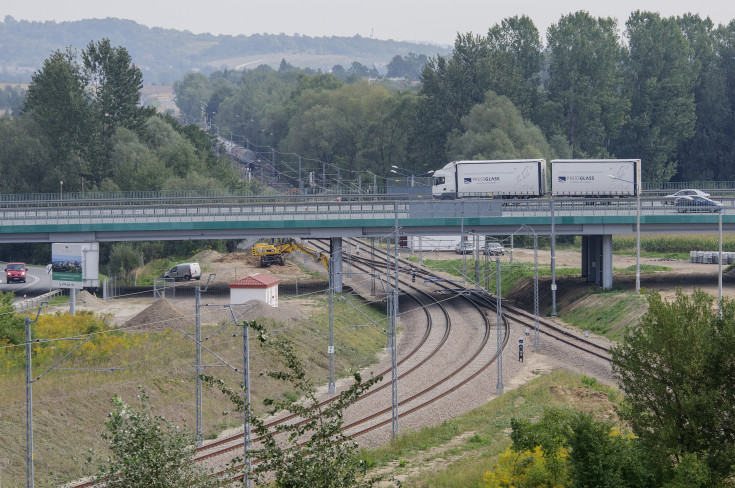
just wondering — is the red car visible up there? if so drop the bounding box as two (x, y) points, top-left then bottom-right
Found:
(5, 262), (27, 283)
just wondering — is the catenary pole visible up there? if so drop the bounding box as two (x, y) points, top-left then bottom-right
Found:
(495, 257), (503, 394)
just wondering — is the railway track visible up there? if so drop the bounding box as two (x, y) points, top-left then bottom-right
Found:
(76, 234), (574, 486)
(344, 237), (612, 363)
(213, 240), (510, 482)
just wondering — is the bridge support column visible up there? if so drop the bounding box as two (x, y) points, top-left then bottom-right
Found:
(583, 235), (601, 285)
(330, 237), (343, 293)
(581, 235), (613, 290)
(602, 234), (613, 290)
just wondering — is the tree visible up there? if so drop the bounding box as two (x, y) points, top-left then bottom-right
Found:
(545, 11), (629, 158)
(0, 291), (25, 346)
(485, 408), (654, 488)
(0, 117), (52, 193)
(107, 242), (143, 278)
(486, 15), (543, 120)
(0, 85), (26, 115)
(204, 321), (386, 488)
(111, 127), (169, 191)
(675, 14), (733, 181)
(446, 91), (566, 161)
(173, 72), (211, 124)
(22, 47), (93, 188)
(715, 21), (735, 180)
(386, 52), (428, 81)
(417, 32), (493, 167)
(82, 38), (151, 186)
(93, 389), (216, 488)
(83, 38), (146, 131)
(611, 289), (735, 485)
(614, 11), (696, 181)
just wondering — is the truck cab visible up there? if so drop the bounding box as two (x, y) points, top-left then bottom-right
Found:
(432, 164), (456, 200)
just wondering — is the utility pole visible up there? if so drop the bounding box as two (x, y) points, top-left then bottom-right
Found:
(328, 256), (336, 394)
(195, 285), (203, 446)
(496, 257), (503, 395)
(26, 303), (91, 488)
(550, 199), (557, 316)
(298, 156), (303, 195)
(390, 210), (400, 437)
(322, 162), (326, 192)
(194, 274), (215, 445)
(534, 233), (540, 352)
(237, 308), (252, 488)
(25, 316), (33, 488)
(370, 237), (376, 296)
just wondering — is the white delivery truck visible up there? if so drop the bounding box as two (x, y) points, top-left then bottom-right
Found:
(432, 159), (547, 199)
(550, 159), (641, 197)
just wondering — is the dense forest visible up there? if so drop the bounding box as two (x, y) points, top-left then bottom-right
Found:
(179, 11), (735, 184)
(2, 10), (735, 200)
(0, 16), (446, 84)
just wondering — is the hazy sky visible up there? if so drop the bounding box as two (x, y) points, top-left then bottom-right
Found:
(3, 0), (734, 45)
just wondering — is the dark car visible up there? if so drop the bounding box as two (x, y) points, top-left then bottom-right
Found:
(674, 195), (723, 213)
(664, 189), (710, 205)
(455, 241), (474, 254)
(484, 242), (505, 256)
(5, 262), (27, 283)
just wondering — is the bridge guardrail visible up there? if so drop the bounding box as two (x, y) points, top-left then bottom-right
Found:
(13, 289), (63, 312)
(0, 197), (732, 228)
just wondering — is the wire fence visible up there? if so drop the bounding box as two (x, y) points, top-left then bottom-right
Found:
(102, 278), (330, 301)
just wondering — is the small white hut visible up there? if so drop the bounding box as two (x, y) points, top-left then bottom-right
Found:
(228, 273), (280, 307)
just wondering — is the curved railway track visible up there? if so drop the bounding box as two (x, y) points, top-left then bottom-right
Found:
(196, 239), (503, 461)
(216, 243), (510, 483)
(191, 274), (453, 462)
(198, 239), (508, 475)
(72, 235), (521, 487)
(344, 237), (612, 362)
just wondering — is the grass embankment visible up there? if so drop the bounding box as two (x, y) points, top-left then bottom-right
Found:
(0, 294), (386, 487)
(557, 289), (647, 342)
(420, 258), (668, 296)
(420, 258), (661, 341)
(419, 258), (581, 293)
(361, 370), (621, 487)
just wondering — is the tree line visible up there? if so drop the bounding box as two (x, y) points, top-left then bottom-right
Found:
(0, 38), (250, 265)
(0, 38), (251, 195)
(179, 11), (735, 183)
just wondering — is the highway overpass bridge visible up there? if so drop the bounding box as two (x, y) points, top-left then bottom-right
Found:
(1, 194), (732, 291)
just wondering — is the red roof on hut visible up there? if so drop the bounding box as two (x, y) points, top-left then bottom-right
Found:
(228, 273), (280, 289)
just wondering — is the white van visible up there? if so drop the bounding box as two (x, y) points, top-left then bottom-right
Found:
(164, 262), (201, 281)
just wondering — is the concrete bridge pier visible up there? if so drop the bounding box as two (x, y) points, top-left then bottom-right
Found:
(330, 237), (343, 292)
(581, 235), (613, 289)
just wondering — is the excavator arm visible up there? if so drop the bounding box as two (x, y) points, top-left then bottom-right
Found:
(251, 239), (329, 270)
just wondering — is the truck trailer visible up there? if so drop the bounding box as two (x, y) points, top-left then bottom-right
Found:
(432, 159), (547, 199)
(550, 159), (641, 197)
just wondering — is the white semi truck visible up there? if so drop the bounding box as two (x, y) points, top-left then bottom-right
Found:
(550, 159), (641, 197)
(431, 158), (641, 199)
(431, 159), (547, 199)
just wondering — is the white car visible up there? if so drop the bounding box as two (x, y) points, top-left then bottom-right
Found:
(164, 262), (202, 281)
(664, 189), (710, 205)
(455, 241), (474, 254)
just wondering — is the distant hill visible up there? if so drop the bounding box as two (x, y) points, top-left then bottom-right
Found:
(0, 16), (449, 84)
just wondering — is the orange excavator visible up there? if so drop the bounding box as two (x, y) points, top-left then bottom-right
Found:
(251, 238), (330, 270)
